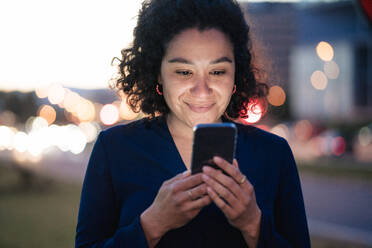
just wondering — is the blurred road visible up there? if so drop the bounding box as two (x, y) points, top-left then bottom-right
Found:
(2, 149), (372, 246)
(301, 173), (372, 246)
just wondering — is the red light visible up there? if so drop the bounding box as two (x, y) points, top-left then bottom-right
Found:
(360, 0), (372, 24)
(331, 136), (346, 156)
(240, 101), (263, 124)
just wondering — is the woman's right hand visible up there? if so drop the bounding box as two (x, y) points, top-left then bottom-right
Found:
(140, 170), (211, 247)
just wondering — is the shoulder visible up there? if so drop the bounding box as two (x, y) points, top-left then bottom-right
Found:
(101, 117), (161, 137)
(97, 117), (164, 147)
(98, 119), (151, 143)
(100, 118), (145, 138)
(235, 122), (288, 149)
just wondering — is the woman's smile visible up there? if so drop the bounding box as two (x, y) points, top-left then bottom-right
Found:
(185, 102), (216, 113)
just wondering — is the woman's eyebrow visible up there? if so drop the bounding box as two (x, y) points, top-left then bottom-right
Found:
(211, 56), (233, 64)
(167, 56), (233, 64)
(168, 57), (192, 64)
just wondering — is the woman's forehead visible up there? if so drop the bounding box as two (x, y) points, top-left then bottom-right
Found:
(163, 28), (234, 61)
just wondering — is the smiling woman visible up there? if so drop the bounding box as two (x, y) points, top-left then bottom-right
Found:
(75, 0), (310, 247)
(160, 29), (236, 133)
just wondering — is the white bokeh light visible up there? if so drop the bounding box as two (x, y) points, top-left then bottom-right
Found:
(79, 122), (101, 143)
(0, 126), (15, 150)
(66, 124), (87, 154)
(31, 117), (49, 132)
(100, 104), (120, 125)
(13, 131), (29, 152)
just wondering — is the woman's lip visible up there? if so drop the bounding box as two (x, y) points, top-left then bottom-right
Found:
(186, 103), (215, 113)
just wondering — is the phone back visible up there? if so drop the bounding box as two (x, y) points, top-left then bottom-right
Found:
(191, 123), (237, 174)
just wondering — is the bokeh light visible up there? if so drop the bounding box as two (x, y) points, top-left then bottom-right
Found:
(271, 124), (290, 140)
(67, 125), (87, 154)
(63, 91), (81, 113)
(79, 122), (100, 143)
(311, 70), (328, 90)
(38, 105), (56, 125)
(316, 41), (334, 61)
(267, 85), (286, 107)
(331, 136), (346, 156)
(240, 102), (263, 124)
(35, 85), (49, 98)
(47, 84), (65, 105)
(100, 104), (119, 125)
(323, 60), (340, 79)
(27, 130), (46, 156)
(31, 117), (49, 132)
(294, 120), (313, 141)
(0, 125), (15, 150)
(13, 131), (29, 152)
(310, 136), (326, 157)
(358, 126), (371, 146)
(76, 100), (96, 122)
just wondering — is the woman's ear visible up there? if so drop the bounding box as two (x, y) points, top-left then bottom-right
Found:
(157, 75), (162, 85)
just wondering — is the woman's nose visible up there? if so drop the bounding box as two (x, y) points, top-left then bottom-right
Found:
(190, 76), (212, 97)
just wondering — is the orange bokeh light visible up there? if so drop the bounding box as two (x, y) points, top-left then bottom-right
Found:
(76, 100), (96, 122)
(35, 85), (49, 98)
(267, 85), (286, 106)
(316, 41), (334, 61)
(63, 91), (81, 113)
(37, 105), (56, 125)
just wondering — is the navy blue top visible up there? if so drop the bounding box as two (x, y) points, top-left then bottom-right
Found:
(75, 116), (310, 247)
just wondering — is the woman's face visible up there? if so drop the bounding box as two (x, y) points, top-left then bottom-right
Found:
(159, 28), (235, 129)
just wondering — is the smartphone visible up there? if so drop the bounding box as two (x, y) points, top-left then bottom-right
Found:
(190, 123), (237, 175)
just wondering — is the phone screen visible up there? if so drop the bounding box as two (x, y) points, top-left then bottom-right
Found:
(190, 123), (237, 175)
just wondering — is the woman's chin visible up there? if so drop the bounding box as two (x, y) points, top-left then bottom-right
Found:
(188, 116), (222, 127)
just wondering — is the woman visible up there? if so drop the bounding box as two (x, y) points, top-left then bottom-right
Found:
(75, 0), (310, 247)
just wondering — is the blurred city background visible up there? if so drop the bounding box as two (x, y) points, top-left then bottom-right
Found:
(0, 0), (371, 247)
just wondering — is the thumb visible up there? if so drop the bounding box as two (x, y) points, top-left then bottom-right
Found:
(166, 170), (190, 184)
(233, 159), (239, 168)
(181, 169), (191, 178)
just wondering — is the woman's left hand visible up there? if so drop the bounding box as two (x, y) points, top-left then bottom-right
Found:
(202, 156), (261, 240)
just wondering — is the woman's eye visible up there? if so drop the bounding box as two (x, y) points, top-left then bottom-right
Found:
(176, 70), (192, 76)
(211, 70), (226, 76)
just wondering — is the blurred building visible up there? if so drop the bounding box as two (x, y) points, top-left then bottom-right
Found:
(290, 1), (372, 121)
(241, 0), (372, 122)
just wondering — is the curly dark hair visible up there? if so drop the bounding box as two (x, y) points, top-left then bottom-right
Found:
(114, 0), (268, 119)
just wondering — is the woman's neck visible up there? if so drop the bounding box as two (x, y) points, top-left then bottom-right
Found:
(165, 114), (223, 142)
(166, 115), (194, 142)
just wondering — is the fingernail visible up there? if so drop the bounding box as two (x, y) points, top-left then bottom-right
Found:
(214, 156), (222, 163)
(202, 174), (209, 180)
(203, 166), (211, 172)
